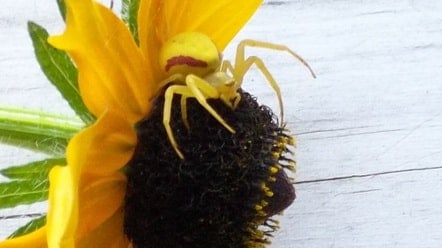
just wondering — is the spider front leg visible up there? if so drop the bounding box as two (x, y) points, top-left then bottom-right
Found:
(180, 96), (191, 131)
(163, 85), (193, 159)
(222, 39), (316, 124)
(235, 39), (316, 79)
(184, 74), (235, 134)
(163, 75), (236, 159)
(222, 56), (286, 123)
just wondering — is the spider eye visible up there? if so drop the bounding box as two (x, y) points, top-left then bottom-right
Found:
(160, 32), (220, 77)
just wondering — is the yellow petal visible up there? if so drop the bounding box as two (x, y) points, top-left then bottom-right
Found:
(77, 208), (130, 248)
(137, 0), (163, 81)
(76, 173), (127, 239)
(47, 166), (78, 248)
(0, 226), (47, 248)
(48, 0), (154, 123)
(138, 0), (263, 56)
(46, 110), (135, 247)
(67, 110), (137, 177)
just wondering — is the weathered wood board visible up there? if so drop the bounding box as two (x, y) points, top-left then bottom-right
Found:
(1, 0), (441, 247)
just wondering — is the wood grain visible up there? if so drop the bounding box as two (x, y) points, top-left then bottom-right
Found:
(1, 0), (441, 247)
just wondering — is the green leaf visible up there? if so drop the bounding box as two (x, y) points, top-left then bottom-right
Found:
(0, 179), (49, 209)
(0, 129), (67, 156)
(0, 106), (82, 155)
(1, 158), (65, 181)
(122, 0), (141, 43)
(8, 215), (46, 238)
(56, 0), (66, 21)
(27, 21), (95, 124)
(0, 159), (57, 209)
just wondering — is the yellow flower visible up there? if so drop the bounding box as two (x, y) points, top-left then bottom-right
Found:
(0, 0), (262, 247)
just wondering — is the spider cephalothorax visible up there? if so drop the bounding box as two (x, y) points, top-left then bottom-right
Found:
(158, 32), (315, 159)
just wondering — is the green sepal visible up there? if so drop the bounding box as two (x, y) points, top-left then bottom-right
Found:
(0, 106), (82, 155)
(27, 21), (95, 124)
(0, 158), (64, 209)
(56, 0), (66, 21)
(0, 158), (65, 181)
(122, 0), (141, 43)
(0, 179), (49, 209)
(8, 215), (46, 238)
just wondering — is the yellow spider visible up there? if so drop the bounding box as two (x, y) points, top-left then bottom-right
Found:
(159, 32), (316, 159)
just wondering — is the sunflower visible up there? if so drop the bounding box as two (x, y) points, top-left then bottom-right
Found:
(0, 0), (298, 247)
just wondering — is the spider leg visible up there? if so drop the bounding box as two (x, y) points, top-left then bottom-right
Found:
(180, 95), (191, 131)
(230, 39), (316, 124)
(220, 60), (243, 108)
(220, 60), (235, 76)
(235, 55), (285, 124)
(163, 85), (195, 159)
(158, 73), (186, 89)
(237, 39), (316, 78)
(185, 74), (235, 133)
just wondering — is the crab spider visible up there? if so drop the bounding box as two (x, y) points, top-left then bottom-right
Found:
(159, 32), (315, 159)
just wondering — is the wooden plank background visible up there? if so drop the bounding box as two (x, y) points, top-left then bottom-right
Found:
(1, 0), (441, 247)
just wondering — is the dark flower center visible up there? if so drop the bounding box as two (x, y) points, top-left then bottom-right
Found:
(124, 90), (296, 248)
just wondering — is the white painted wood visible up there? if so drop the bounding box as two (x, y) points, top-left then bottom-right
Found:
(1, 0), (441, 247)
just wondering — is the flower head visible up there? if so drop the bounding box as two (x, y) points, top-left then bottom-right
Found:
(124, 91), (296, 247)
